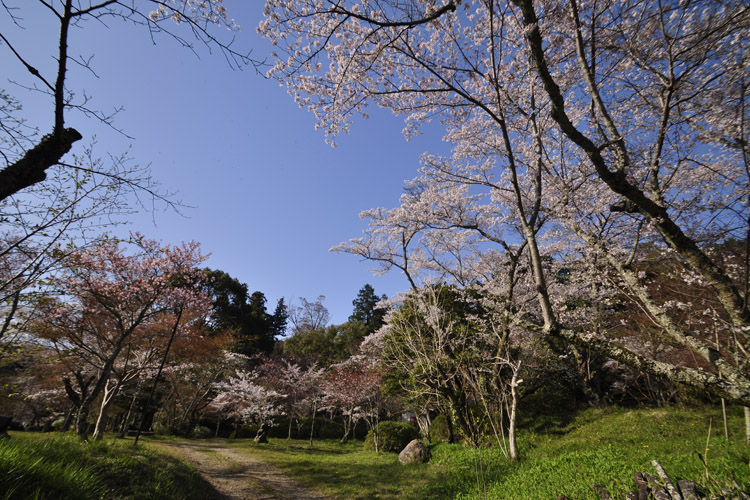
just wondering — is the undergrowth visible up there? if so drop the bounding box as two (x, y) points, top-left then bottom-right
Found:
(0, 432), (214, 500)
(431, 405), (750, 500)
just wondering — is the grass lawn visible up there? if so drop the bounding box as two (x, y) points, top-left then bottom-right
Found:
(223, 406), (750, 500)
(225, 437), (453, 500)
(0, 432), (215, 500)
(2, 406), (748, 499)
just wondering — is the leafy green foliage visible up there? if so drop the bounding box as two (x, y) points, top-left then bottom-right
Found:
(363, 421), (420, 453)
(349, 284), (387, 335)
(202, 268), (286, 355)
(189, 426), (213, 439)
(283, 322), (367, 367)
(429, 414), (454, 444)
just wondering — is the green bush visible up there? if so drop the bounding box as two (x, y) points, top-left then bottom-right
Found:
(51, 417), (67, 431)
(190, 426), (213, 439)
(429, 414), (456, 444)
(233, 425), (259, 439)
(364, 420), (420, 453)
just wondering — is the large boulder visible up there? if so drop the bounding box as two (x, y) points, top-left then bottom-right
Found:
(398, 439), (430, 465)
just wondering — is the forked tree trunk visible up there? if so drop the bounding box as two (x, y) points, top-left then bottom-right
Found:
(340, 409), (354, 444)
(417, 413), (432, 443)
(93, 379), (123, 440)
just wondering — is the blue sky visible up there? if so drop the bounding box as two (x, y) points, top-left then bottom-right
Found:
(1, 1), (445, 327)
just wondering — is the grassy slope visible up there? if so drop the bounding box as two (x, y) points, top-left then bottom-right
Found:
(0, 432), (216, 500)
(435, 405), (750, 499)
(226, 406), (750, 500)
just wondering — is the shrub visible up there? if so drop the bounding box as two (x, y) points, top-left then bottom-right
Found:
(152, 421), (170, 436)
(190, 426), (213, 439)
(363, 421), (420, 453)
(51, 417), (67, 431)
(233, 425), (259, 439)
(429, 414), (456, 444)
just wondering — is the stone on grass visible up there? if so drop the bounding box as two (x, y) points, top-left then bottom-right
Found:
(398, 439), (430, 465)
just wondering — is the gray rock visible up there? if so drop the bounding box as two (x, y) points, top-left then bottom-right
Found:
(398, 439), (430, 465)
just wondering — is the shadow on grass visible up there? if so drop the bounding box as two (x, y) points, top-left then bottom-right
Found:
(228, 440), (455, 500)
(284, 457), (451, 500)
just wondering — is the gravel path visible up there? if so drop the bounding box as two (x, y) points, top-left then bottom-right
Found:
(153, 440), (330, 500)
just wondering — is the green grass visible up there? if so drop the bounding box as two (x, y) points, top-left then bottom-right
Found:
(222, 406), (749, 500)
(0, 432), (216, 500)
(225, 437), (453, 500)
(3, 407), (748, 500)
(431, 406), (750, 500)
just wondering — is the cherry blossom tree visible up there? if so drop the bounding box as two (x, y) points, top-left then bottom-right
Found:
(322, 357), (385, 448)
(28, 234), (210, 439)
(0, 147), (145, 347)
(195, 351), (253, 437)
(262, 0), (750, 406)
(210, 369), (284, 441)
(254, 356), (324, 439)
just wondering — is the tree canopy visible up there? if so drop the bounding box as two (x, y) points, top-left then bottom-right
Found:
(202, 269), (287, 356)
(264, 0), (750, 405)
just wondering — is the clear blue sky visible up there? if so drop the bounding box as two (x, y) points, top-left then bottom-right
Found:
(1, 1), (444, 327)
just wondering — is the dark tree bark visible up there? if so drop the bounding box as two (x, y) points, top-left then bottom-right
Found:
(0, 128), (82, 202)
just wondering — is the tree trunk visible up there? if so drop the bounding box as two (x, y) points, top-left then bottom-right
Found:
(309, 399), (317, 447)
(508, 372), (519, 460)
(445, 411), (455, 444)
(417, 413), (432, 443)
(745, 407), (750, 445)
(134, 308), (182, 445)
(340, 410), (352, 444)
(61, 404), (75, 432)
(119, 390), (139, 438)
(92, 408), (109, 441)
(93, 380), (122, 440)
(372, 422), (380, 452)
(254, 422), (269, 443)
(76, 400), (92, 439)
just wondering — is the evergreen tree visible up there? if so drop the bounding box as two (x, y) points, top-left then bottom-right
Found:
(270, 298), (289, 341)
(349, 284), (387, 335)
(202, 269), (277, 355)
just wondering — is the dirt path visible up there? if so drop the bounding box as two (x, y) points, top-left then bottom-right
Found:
(152, 440), (330, 500)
